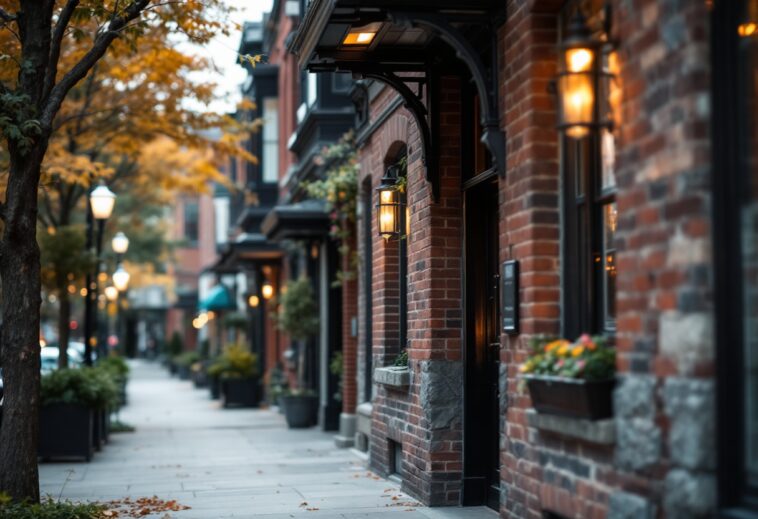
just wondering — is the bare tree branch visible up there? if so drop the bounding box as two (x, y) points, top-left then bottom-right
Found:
(41, 0), (152, 128)
(42, 0), (80, 102)
(0, 8), (16, 22)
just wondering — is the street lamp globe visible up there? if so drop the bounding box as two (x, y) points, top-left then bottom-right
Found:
(112, 265), (130, 292)
(104, 285), (119, 302)
(111, 232), (129, 254)
(90, 184), (117, 220)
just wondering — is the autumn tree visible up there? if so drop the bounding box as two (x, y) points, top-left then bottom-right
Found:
(29, 23), (256, 368)
(0, 0), (242, 502)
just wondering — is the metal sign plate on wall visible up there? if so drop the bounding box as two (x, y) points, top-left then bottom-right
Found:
(502, 260), (519, 334)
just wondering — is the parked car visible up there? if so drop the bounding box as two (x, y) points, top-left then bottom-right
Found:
(40, 343), (85, 374)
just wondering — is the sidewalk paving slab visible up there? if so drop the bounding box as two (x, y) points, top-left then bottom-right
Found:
(39, 360), (496, 519)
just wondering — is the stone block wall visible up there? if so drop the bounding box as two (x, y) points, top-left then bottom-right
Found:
(610, 0), (715, 516)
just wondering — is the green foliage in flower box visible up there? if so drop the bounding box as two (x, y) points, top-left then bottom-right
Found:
(519, 334), (615, 381)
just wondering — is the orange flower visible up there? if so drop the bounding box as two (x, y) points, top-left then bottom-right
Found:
(572, 345), (585, 357)
(545, 339), (569, 353)
(586, 341), (597, 351)
(557, 344), (570, 356)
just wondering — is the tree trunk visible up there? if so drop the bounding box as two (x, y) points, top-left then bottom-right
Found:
(57, 276), (70, 369)
(0, 143), (47, 502)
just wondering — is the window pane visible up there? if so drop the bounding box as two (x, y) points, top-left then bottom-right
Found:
(184, 201), (199, 245)
(262, 98), (278, 184)
(602, 202), (617, 330)
(741, 0), (758, 488)
(307, 72), (318, 107)
(601, 128), (617, 191)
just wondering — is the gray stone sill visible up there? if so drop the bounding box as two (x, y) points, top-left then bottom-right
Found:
(374, 366), (411, 388)
(526, 409), (615, 445)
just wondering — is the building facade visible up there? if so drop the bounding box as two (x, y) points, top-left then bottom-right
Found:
(283, 0), (758, 517)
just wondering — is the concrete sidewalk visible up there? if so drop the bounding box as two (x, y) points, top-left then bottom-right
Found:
(39, 360), (496, 519)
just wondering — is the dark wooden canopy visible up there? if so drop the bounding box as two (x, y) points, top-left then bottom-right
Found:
(290, 0), (507, 200)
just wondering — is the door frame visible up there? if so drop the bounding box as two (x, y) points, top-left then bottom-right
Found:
(461, 169), (501, 510)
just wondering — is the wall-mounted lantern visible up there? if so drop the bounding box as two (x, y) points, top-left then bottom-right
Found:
(376, 165), (403, 241)
(556, 12), (613, 139)
(261, 281), (275, 300)
(248, 294), (260, 308)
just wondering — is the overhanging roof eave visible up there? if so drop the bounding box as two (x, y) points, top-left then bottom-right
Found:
(289, 0), (336, 69)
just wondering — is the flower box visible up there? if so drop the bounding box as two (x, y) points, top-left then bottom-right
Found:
(523, 375), (615, 420)
(374, 366), (411, 388)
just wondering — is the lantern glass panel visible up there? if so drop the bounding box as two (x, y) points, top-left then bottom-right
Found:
(558, 72), (594, 139)
(90, 185), (116, 220)
(565, 47), (594, 72)
(377, 188), (400, 238)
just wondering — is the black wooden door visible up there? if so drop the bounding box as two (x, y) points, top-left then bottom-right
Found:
(463, 177), (501, 510)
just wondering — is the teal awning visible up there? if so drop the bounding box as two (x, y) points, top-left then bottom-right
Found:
(198, 284), (236, 311)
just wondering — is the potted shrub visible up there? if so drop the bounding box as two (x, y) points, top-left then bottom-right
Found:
(279, 389), (318, 428)
(266, 365), (287, 413)
(99, 356), (129, 407)
(191, 360), (209, 388)
(173, 351), (200, 380)
(213, 344), (261, 408)
(39, 367), (117, 460)
(166, 331), (183, 375)
(207, 356), (223, 400)
(273, 277), (320, 428)
(89, 367), (118, 449)
(519, 334), (616, 420)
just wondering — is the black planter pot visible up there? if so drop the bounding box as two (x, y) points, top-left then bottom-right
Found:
(221, 378), (261, 408)
(192, 369), (208, 388)
(281, 395), (318, 428)
(209, 375), (221, 399)
(39, 404), (93, 461)
(168, 362), (177, 376)
(177, 365), (191, 380)
(101, 408), (110, 443)
(92, 408), (104, 450)
(119, 380), (128, 407)
(524, 375), (615, 420)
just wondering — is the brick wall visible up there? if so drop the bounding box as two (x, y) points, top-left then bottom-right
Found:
(609, 0), (715, 516)
(347, 0), (716, 516)
(496, 0), (716, 517)
(342, 232), (358, 414)
(357, 79), (465, 506)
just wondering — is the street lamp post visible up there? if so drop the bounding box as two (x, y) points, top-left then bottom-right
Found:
(83, 184), (116, 365)
(112, 265), (131, 357)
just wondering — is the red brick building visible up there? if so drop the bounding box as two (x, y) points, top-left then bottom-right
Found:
(285, 0), (758, 517)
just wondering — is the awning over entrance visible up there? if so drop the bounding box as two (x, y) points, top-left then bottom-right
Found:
(198, 284), (236, 311)
(261, 200), (331, 242)
(289, 0), (506, 200)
